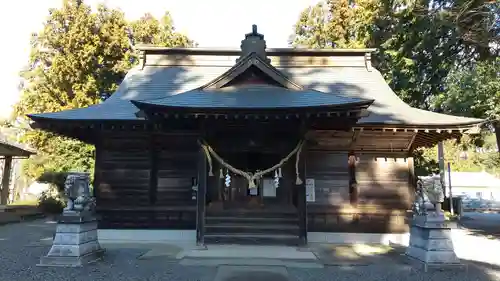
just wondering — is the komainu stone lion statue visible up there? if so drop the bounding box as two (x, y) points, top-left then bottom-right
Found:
(63, 172), (95, 213)
(413, 174), (445, 217)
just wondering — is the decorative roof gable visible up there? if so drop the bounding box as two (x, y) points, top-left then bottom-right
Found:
(201, 25), (303, 91)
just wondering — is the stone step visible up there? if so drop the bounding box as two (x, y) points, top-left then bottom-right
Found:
(206, 222), (299, 235)
(206, 208), (298, 220)
(206, 216), (298, 225)
(204, 233), (300, 246)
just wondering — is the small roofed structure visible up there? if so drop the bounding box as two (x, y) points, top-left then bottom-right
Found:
(0, 135), (35, 205)
(28, 25), (482, 245)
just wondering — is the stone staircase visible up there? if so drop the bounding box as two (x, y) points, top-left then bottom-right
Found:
(204, 207), (300, 246)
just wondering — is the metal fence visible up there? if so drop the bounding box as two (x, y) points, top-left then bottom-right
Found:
(461, 198), (500, 212)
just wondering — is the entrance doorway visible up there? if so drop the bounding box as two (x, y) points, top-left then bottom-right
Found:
(206, 151), (295, 211)
(203, 147), (303, 246)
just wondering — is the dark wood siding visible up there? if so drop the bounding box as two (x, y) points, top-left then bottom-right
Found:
(97, 135), (151, 208)
(306, 152), (349, 206)
(356, 155), (412, 208)
(305, 150), (409, 233)
(96, 132), (198, 229)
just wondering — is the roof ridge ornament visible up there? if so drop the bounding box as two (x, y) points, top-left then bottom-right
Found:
(237, 24), (270, 64)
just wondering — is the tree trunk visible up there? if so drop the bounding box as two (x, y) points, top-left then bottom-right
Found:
(494, 122), (500, 156)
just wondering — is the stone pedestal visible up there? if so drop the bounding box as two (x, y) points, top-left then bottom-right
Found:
(38, 212), (104, 267)
(406, 212), (462, 271)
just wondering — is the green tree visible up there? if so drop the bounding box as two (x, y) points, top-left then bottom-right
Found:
(290, 0), (375, 48)
(415, 134), (500, 176)
(15, 0), (134, 180)
(291, 0), (498, 108)
(291, 0), (499, 174)
(290, 2), (332, 48)
(130, 12), (195, 47)
(14, 0), (194, 181)
(432, 58), (500, 153)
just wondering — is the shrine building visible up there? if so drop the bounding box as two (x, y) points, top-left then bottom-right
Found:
(28, 25), (482, 245)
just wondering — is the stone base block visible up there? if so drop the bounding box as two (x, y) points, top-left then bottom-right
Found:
(406, 246), (460, 264)
(409, 227), (454, 251)
(38, 248), (105, 267)
(46, 240), (102, 257)
(38, 217), (104, 267)
(412, 213), (450, 229)
(406, 215), (461, 271)
(405, 254), (467, 273)
(55, 220), (97, 234)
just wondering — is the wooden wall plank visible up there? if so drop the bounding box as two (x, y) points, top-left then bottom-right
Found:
(305, 150), (411, 233)
(96, 132), (199, 230)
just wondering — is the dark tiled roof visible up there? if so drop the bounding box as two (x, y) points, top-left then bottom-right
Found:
(29, 64), (482, 127)
(132, 84), (372, 109)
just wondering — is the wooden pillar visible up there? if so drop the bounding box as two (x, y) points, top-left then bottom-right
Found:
(0, 156), (13, 205)
(297, 146), (307, 246)
(348, 151), (358, 207)
(149, 135), (159, 205)
(93, 140), (102, 199)
(438, 141), (446, 197)
(408, 156), (416, 188)
(196, 147), (207, 246)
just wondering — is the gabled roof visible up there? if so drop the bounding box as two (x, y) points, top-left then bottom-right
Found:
(28, 61), (482, 127)
(201, 52), (303, 90)
(0, 134), (35, 157)
(131, 51), (373, 111)
(27, 24), (482, 128)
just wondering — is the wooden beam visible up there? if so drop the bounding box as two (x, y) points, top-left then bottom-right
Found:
(0, 156), (13, 205)
(196, 146), (207, 246)
(407, 132), (418, 151)
(349, 129), (361, 149)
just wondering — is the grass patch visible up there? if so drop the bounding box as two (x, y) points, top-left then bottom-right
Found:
(325, 244), (394, 258)
(352, 244), (393, 256)
(8, 199), (38, 206)
(444, 211), (459, 221)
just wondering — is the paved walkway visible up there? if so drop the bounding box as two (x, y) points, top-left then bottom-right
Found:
(1, 219), (500, 281)
(459, 212), (500, 239)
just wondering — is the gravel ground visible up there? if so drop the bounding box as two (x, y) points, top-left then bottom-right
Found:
(0, 219), (499, 281)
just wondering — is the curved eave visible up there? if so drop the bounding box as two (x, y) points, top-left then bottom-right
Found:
(355, 120), (483, 130)
(130, 99), (374, 115)
(27, 114), (144, 124)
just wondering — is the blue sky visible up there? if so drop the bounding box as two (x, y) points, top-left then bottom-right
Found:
(0, 0), (319, 118)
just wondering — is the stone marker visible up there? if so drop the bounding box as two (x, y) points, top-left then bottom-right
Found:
(38, 172), (104, 267)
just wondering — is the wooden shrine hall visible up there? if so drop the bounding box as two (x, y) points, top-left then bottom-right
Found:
(29, 25), (482, 246)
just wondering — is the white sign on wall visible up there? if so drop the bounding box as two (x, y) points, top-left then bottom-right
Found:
(249, 186), (258, 196)
(306, 178), (316, 202)
(263, 179), (276, 197)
